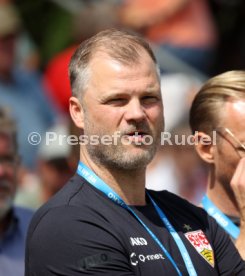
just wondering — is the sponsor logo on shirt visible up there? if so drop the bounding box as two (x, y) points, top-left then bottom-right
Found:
(130, 237), (148, 246)
(78, 253), (111, 271)
(130, 252), (165, 266)
(185, 230), (215, 267)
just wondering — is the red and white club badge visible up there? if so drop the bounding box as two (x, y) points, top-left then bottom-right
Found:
(185, 230), (214, 267)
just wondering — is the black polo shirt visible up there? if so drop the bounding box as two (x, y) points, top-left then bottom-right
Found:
(25, 174), (245, 275)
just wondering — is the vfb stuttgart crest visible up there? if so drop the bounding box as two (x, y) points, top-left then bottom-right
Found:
(185, 230), (214, 267)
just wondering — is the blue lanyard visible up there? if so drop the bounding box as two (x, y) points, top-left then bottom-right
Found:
(148, 195), (197, 276)
(77, 162), (197, 276)
(202, 195), (240, 240)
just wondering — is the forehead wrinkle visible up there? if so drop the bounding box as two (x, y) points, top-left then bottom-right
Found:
(89, 64), (159, 92)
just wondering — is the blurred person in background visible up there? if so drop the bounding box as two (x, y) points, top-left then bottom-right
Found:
(37, 123), (72, 204)
(15, 123), (73, 209)
(119, 0), (217, 74)
(190, 70), (245, 259)
(0, 0), (40, 71)
(0, 107), (33, 276)
(0, 2), (58, 171)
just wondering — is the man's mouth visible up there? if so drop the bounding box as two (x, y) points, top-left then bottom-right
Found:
(127, 131), (147, 136)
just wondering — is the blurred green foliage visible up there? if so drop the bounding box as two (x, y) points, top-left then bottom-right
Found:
(16, 0), (73, 67)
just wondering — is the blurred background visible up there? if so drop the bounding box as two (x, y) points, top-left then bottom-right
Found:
(1, 0), (245, 209)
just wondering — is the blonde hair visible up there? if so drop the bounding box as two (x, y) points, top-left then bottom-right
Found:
(190, 70), (245, 135)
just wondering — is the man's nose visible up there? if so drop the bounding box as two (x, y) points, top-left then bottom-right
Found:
(124, 99), (146, 122)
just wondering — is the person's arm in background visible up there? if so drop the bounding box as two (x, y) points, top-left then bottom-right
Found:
(118, 0), (190, 30)
(231, 157), (245, 259)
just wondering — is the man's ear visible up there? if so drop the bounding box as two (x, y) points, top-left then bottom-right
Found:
(69, 96), (84, 129)
(194, 131), (215, 164)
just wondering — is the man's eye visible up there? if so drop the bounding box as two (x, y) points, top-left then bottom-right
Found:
(106, 98), (127, 105)
(142, 96), (159, 104)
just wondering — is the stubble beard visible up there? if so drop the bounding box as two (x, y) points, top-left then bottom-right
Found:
(83, 119), (163, 171)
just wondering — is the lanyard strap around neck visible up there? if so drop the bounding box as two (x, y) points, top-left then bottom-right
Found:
(77, 161), (197, 276)
(202, 195), (240, 240)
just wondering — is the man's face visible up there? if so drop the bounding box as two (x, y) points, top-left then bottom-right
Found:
(0, 132), (17, 218)
(81, 50), (164, 170)
(214, 100), (245, 191)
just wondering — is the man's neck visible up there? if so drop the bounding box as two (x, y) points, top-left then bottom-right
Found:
(207, 174), (239, 217)
(80, 154), (147, 206)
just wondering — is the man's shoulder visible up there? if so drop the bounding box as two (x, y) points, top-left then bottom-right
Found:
(27, 174), (111, 237)
(30, 175), (85, 220)
(25, 175), (126, 261)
